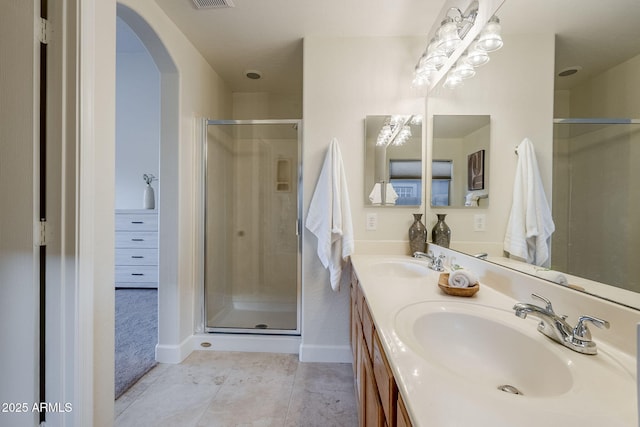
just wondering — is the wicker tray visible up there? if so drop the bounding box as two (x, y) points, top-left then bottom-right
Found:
(438, 273), (480, 297)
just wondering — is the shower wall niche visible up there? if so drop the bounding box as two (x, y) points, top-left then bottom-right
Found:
(204, 120), (301, 334)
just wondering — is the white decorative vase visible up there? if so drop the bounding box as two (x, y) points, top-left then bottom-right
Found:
(143, 184), (155, 209)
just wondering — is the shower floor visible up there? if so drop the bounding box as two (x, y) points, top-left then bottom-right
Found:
(208, 303), (297, 332)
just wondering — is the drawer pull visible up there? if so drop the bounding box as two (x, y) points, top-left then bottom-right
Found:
(131, 256), (144, 259)
(131, 273), (144, 276)
(131, 238), (144, 242)
(131, 221), (144, 224)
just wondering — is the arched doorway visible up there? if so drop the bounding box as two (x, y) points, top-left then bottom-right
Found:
(115, 3), (180, 395)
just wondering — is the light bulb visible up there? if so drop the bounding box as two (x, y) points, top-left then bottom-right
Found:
(476, 16), (503, 52)
(452, 61), (476, 79)
(465, 43), (490, 67)
(443, 72), (463, 89)
(436, 18), (461, 56)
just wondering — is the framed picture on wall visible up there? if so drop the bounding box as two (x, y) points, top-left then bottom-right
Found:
(468, 149), (485, 191)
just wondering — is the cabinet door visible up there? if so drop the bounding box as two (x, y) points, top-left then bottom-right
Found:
(361, 347), (385, 427)
(373, 332), (397, 426)
(396, 392), (412, 427)
(362, 300), (375, 359)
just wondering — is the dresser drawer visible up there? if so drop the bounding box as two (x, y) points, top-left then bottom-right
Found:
(115, 248), (158, 266)
(115, 265), (158, 284)
(115, 231), (158, 248)
(115, 212), (158, 231)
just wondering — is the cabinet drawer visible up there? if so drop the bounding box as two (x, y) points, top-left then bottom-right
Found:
(115, 265), (158, 284)
(116, 248), (158, 266)
(115, 231), (158, 248)
(115, 213), (158, 231)
(373, 332), (397, 426)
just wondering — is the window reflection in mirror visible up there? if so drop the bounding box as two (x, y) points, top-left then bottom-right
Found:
(364, 115), (423, 206)
(431, 115), (490, 208)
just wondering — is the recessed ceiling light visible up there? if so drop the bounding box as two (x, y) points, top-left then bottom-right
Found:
(558, 66), (582, 77)
(245, 70), (262, 80)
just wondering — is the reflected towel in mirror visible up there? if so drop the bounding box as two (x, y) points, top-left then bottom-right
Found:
(369, 183), (383, 205)
(504, 138), (555, 267)
(385, 183), (398, 206)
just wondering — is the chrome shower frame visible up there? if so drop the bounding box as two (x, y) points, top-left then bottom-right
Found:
(200, 119), (303, 335)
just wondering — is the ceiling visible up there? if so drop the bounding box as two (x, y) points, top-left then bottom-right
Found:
(152, 0), (444, 98)
(497, 0), (640, 91)
(117, 0), (640, 98)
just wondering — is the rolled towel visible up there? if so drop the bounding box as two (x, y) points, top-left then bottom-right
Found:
(535, 269), (568, 286)
(448, 269), (478, 288)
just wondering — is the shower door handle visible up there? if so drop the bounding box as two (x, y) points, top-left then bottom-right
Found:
(296, 220), (299, 236)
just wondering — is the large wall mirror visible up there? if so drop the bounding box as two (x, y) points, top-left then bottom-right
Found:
(364, 115), (423, 206)
(427, 0), (640, 310)
(431, 115), (490, 208)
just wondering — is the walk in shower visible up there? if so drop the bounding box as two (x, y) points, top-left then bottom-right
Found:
(552, 118), (640, 293)
(203, 120), (301, 335)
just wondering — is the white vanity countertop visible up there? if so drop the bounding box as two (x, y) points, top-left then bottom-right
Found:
(351, 254), (638, 427)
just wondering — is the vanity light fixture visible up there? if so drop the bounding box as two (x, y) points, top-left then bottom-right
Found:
(376, 115), (418, 147)
(412, 1), (503, 89)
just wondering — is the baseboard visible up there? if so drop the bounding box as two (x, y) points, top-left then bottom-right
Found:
(155, 336), (193, 364)
(156, 336), (350, 363)
(193, 333), (301, 354)
(298, 344), (353, 363)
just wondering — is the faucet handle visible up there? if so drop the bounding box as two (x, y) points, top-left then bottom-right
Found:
(432, 254), (445, 271)
(531, 293), (554, 313)
(573, 315), (610, 342)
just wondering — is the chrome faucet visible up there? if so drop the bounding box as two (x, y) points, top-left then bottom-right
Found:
(513, 293), (610, 355)
(412, 251), (445, 272)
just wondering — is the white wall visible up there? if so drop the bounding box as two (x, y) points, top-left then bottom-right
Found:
(0, 3), (40, 426)
(426, 33), (556, 256)
(116, 18), (161, 209)
(302, 36), (426, 361)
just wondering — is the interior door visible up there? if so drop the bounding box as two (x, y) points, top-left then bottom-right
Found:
(0, 1), (41, 425)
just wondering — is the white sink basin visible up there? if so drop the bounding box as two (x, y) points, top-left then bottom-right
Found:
(367, 260), (430, 278)
(393, 301), (636, 424)
(394, 301), (572, 397)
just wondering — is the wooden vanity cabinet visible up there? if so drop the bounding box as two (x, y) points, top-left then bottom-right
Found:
(351, 271), (412, 427)
(396, 393), (412, 427)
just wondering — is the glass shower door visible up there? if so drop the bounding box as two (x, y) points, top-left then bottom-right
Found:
(204, 120), (301, 334)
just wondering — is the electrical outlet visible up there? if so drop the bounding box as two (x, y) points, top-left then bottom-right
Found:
(366, 213), (378, 231)
(474, 214), (486, 231)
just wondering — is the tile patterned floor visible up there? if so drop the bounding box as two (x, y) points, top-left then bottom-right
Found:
(115, 351), (358, 427)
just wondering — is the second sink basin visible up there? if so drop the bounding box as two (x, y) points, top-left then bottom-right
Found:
(394, 301), (573, 397)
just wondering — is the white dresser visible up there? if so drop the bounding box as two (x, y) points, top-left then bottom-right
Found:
(115, 209), (158, 288)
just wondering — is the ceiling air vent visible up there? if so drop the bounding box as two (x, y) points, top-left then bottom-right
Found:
(191, 0), (235, 9)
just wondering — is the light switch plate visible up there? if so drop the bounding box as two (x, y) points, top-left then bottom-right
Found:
(366, 213), (378, 231)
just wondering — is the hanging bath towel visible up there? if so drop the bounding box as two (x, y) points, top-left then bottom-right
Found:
(504, 138), (555, 266)
(306, 138), (355, 291)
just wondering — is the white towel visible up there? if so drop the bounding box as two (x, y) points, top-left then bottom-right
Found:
(448, 269), (478, 288)
(504, 138), (555, 267)
(535, 269), (568, 286)
(385, 183), (398, 206)
(305, 138), (355, 291)
(368, 183), (382, 205)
